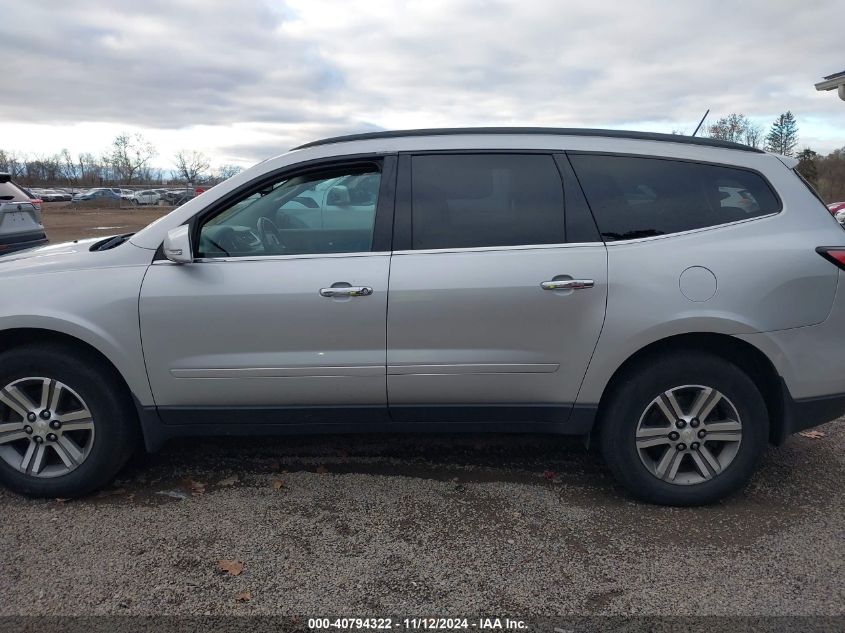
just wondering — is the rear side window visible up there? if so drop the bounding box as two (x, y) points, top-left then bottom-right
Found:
(569, 154), (780, 241)
(0, 181), (31, 202)
(410, 154), (565, 249)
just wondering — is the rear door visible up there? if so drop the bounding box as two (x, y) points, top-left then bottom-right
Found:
(386, 152), (608, 424)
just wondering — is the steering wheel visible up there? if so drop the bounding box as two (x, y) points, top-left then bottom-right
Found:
(257, 216), (283, 253)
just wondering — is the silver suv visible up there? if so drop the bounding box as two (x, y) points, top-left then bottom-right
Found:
(0, 173), (47, 255)
(1, 128), (843, 505)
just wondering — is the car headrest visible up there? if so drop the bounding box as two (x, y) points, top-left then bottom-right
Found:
(327, 185), (351, 206)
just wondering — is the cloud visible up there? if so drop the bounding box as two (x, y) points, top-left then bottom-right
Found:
(0, 0), (843, 162)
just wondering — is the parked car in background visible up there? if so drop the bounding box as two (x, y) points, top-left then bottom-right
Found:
(71, 188), (121, 203)
(0, 173), (48, 254)
(120, 189), (135, 201)
(133, 190), (161, 205)
(161, 189), (196, 206)
(40, 189), (72, 202)
(828, 202), (845, 223)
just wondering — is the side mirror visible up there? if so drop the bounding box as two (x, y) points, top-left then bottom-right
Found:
(163, 225), (193, 264)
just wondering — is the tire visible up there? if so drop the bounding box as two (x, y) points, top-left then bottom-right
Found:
(598, 351), (769, 506)
(0, 343), (138, 498)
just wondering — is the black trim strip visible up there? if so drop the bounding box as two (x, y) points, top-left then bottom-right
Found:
(158, 405), (391, 426)
(292, 127), (764, 153)
(137, 403), (598, 452)
(389, 404), (573, 424)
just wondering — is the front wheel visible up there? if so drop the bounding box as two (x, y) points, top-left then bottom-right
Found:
(599, 352), (769, 506)
(0, 344), (138, 497)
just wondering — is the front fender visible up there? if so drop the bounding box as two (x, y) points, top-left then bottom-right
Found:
(0, 266), (154, 405)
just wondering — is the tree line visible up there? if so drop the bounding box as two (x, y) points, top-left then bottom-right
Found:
(0, 133), (242, 189)
(695, 110), (843, 202)
(2, 122), (844, 203)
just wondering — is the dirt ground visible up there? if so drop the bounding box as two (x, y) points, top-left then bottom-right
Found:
(41, 202), (172, 243)
(1, 421), (843, 622)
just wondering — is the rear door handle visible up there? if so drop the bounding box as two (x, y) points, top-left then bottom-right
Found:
(319, 286), (373, 298)
(541, 279), (595, 291)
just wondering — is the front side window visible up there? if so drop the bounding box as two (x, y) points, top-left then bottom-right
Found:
(198, 165), (381, 258)
(569, 154), (780, 241)
(410, 154), (565, 250)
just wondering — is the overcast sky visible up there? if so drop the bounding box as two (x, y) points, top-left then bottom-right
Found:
(0, 0), (842, 168)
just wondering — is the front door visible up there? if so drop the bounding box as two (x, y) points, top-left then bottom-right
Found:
(139, 157), (395, 424)
(386, 153), (608, 423)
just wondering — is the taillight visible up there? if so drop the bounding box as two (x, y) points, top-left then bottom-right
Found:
(817, 247), (845, 270)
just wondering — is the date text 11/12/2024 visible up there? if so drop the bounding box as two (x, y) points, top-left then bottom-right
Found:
(307, 618), (529, 630)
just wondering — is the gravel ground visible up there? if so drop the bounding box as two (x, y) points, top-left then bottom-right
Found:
(1, 417), (843, 618)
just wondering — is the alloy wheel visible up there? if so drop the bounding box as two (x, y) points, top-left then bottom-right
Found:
(635, 384), (743, 485)
(0, 377), (96, 478)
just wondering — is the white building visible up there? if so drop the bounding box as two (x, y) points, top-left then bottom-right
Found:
(815, 70), (845, 101)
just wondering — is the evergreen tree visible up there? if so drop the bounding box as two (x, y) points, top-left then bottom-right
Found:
(765, 111), (799, 156)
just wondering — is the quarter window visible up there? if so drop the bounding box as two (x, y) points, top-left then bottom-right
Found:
(197, 166), (382, 258)
(569, 154), (780, 241)
(410, 154), (565, 249)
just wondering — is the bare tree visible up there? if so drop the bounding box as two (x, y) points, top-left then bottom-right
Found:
(173, 150), (210, 183)
(214, 164), (243, 181)
(59, 148), (78, 184)
(110, 133), (157, 184)
(706, 113), (763, 148)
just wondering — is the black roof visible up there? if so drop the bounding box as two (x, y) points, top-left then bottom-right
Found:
(823, 70), (845, 80)
(292, 127), (764, 153)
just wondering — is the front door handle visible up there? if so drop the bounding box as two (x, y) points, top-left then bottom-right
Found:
(319, 286), (373, 298)
(541, 279), (595, 291)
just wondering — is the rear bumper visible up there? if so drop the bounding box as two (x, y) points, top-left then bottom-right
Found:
(0, 231), (48, 255)
(0, 232), (48, 255)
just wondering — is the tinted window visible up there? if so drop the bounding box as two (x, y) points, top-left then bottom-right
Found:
(569, 155), (779, 241)
(411, 154), (565, 249)
(198, 166), (381, 258)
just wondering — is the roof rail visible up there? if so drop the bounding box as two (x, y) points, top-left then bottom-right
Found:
(291, 127), (764, 153)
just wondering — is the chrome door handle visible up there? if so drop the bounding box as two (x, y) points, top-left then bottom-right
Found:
(319, 286), (373, 298)
(541, 279), (595, 291)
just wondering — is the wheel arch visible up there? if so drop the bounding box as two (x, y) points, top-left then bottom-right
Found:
(594, 332), (786, 445)
(0, 327), (147, 419)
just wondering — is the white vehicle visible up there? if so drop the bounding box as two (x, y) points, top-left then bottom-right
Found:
(133, 190), (161, 206)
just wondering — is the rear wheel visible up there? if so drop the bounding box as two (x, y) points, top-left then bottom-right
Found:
(0, 344), (137, 497)
(599, 352), (769, 506)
